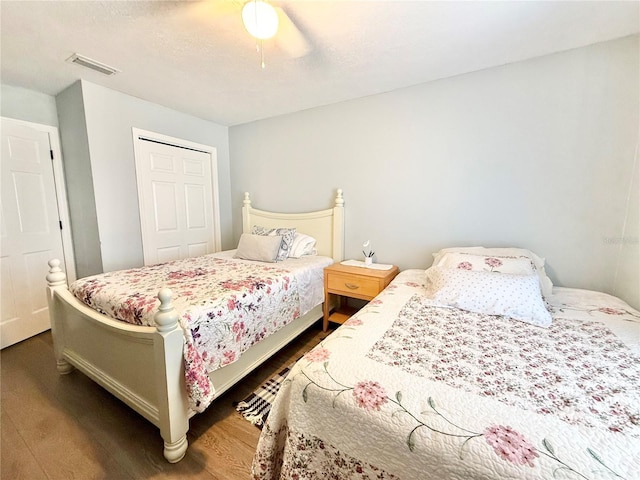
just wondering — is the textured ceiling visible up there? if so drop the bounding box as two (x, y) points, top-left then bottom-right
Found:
(1, 1), (639, 126)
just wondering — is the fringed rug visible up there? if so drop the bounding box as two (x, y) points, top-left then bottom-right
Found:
(235, 364), (292, 428)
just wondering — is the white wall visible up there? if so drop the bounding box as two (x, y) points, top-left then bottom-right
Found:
(56, 82), (103, 278)
(57, 80), (232, 274)
(613, 148), (639, 308)
(230, 35), (640, 309)
(1, 84), (58, 126)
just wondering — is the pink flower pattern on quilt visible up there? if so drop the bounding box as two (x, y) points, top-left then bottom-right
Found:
(253, 423), (400, 480)
(368, 294), (640, 437)
(303, 347), (331, 363)
(352, 381), (388, 411)
(70, 255), (300, 412)
(484, 425), (539, 467)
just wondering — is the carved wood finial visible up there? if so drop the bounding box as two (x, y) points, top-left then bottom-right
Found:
(243, 192), (251, 207)
(46, 259), (67, 286)
(335, 188), (344, 207)
(154, 288), (179, 333)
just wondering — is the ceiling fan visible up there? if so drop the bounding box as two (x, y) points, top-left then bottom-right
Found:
(231, 0), (312, 65)
(173, 0), (313, 67)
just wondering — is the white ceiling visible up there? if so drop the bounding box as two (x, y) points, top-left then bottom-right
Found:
(2, 1), (639, 126)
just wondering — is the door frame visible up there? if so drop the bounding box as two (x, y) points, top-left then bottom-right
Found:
(131, 128), (222, 265)
(1, 116), (77, 283)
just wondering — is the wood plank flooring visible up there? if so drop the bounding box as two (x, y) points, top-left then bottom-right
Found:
(1, 321), (333, 479)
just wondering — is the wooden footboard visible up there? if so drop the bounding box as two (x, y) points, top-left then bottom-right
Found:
(47, 259), (189, 463)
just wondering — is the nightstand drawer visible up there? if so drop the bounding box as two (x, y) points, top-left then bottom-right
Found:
(323, 262), (399, 332)
(327, 273), (380, 299)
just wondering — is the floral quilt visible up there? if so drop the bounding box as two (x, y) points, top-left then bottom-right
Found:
(70, 254), (318, 412)
(253, 269), (640, 479)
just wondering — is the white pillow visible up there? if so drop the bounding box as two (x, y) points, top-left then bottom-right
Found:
(288, 233), (317, 258)
(234, 234), (282, 263)
(425, 266), (552, 328)
(437, 252), (535, 275)
(432, 247), (553, 297)
(251, 226), (296, 262)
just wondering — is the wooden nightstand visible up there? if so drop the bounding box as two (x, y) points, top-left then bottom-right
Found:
(323, 263), (399, 331)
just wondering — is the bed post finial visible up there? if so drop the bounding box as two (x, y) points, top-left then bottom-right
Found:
(155, 288), (179, 333)
(335, 188), (344, 207)
(243, 192), (251, 207)
(47, 259), (67, 286)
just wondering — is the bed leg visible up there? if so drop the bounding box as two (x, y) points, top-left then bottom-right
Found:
(154, 288), (190, 463)
(56, 359), (75, 374)
(163, 435), (188, 463)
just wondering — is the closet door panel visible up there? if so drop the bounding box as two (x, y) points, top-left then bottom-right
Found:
(134, 132), (219, 266)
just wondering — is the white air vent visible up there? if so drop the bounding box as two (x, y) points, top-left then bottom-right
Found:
(66, 53), (119, 76)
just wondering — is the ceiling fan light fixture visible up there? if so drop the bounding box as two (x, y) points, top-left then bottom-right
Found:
(242, 0), (279, 40)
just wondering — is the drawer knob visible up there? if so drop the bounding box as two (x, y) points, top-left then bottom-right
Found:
(344, 282), (360, 290)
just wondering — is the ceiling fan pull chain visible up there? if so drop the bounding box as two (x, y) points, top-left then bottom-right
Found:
(261, 39), (265, 69)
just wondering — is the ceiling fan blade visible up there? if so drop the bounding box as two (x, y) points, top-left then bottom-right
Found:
(274, 6), (312, 58)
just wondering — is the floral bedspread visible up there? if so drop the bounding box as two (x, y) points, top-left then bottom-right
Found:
(70, 254), (311, 412)
(253, 269), (640, 479)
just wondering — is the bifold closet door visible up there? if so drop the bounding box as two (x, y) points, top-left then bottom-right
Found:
(134, 137), (218, 266)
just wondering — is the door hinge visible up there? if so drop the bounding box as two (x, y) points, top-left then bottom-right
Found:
(59, 221), (63, 230)
(50, 150), (54, 160)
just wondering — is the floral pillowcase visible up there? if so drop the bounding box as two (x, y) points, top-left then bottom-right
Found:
(425, 266), (552, 327)
(432, 247), (554, 297)
(251, 225), (296, 262)
(436, 252), (535, 276)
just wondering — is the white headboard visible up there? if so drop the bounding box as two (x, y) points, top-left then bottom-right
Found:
(242, 189), (345, 263)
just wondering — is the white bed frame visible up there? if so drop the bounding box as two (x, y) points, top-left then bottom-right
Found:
(46, 189), (344, 463)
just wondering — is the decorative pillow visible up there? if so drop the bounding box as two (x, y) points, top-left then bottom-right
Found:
(424, 266), (552, 327)
(234, 233), (282, 263)
(437, 252), (535, 275)
(251, 226), (296, 262)
(289, 233), (317, 258)
(432, 246), (553, 297)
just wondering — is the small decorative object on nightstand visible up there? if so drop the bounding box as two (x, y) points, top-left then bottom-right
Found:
(323, 262), (399, 332)
(362, 239), (375, 265)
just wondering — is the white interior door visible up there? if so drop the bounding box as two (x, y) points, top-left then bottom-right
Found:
(134, 132), (220, 265)
(1, 119), (65, 348)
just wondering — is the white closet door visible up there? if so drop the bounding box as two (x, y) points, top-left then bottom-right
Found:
(135, 137), (218, 265)
(1, 119), (65, 348)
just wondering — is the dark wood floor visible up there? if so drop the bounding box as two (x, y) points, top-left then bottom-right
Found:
(1, 321), (332, 479)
